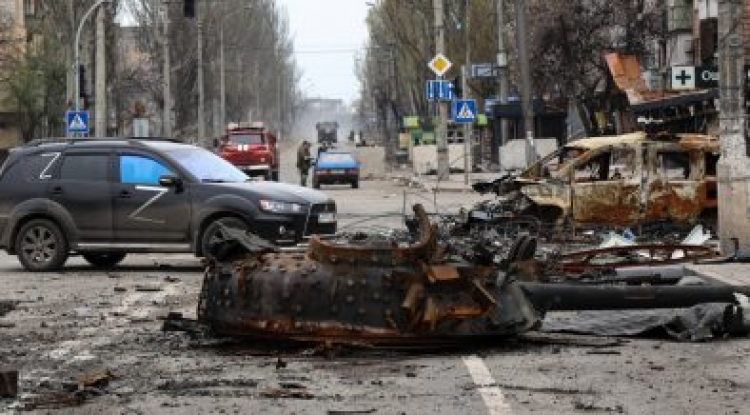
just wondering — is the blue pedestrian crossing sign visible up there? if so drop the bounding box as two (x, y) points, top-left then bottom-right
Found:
(66, 110), (89, 134)
(453, 99), (477, 123)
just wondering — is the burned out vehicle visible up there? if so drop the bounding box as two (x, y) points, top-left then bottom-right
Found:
(471, 132), (720, 230)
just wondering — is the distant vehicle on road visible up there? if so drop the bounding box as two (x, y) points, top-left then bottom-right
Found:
(0, 138), (336, 271)
(218, 122), (279, 181)
(316, 121), (338, 146)
(312, 151), (360, 189)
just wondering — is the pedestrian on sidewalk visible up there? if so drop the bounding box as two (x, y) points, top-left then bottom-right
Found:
(297, 140), (313, 186)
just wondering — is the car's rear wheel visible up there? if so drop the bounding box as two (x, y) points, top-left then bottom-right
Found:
(82, 252), (126, 268)
(313, 180), (320, 189)
(351, 179), (359, 189)
(201, 217), (250, 259)
(15, 219), (69, 272)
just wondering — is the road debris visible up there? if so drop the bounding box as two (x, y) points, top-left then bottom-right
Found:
(188, 203), (750, 348)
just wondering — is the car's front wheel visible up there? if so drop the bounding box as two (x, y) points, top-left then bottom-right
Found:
(201, 217), (250, 259)
(15, 219), (69, 271)
(82, 252), (126, 268)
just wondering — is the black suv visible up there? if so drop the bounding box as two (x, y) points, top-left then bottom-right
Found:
(0, 138), (337, 271)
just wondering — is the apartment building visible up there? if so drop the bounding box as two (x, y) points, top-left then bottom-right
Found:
(0, 0), (40, 147)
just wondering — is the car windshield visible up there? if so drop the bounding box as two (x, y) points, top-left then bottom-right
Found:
(319, 153), (356, 164)
(164, 147), (249, 183)
(521, 146), (587, 179)
(227, 133), (264, 145)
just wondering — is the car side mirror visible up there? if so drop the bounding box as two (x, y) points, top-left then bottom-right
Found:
(159, 174), (183, 192)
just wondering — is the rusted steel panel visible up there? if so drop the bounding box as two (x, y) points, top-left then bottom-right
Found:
(552, 244), (718, 275)
(199, 205), (540, 346)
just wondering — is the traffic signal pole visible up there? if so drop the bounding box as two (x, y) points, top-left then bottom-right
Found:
(74, 0), (110, 114)
(161, 0), (172, 137)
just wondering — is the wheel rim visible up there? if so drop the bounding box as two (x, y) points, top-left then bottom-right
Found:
(21, 225), (57, 266)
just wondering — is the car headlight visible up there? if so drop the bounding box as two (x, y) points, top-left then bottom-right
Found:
(259, 200), (305, 214)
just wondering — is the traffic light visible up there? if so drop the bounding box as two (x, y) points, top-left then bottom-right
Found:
(184, 0), (196, 18)
(452, 76), (463, 98)
(78, 65), (86, 97)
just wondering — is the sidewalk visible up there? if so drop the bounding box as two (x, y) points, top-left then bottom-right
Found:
(388, 170), (502, 193)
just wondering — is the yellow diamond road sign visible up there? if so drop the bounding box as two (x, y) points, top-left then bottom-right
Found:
(428, 53), (452, 77)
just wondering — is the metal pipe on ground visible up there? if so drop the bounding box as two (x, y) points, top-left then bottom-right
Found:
(521, 283), (750, 312)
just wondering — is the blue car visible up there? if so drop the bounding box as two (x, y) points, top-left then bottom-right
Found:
(312, 151), (360, 189)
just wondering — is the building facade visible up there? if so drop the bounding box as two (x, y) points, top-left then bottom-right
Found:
(0, 0), (40, 147)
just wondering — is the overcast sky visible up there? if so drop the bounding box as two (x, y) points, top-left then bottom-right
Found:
(277, 0), (370, 104)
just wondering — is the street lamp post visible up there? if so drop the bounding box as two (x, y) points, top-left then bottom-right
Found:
(74, 0), (110, 113)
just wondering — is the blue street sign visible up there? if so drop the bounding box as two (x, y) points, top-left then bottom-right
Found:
(453, 99), (477, 123)
(65, 110), (89, 134)
(426, 80), (454, 101)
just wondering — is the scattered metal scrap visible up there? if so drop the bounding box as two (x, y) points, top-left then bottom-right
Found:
(547, 243), (718, 276)
(190, 204), (750, 348)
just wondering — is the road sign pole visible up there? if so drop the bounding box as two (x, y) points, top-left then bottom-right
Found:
(462, 66), (471, 185)
(433, 0), (449, 181)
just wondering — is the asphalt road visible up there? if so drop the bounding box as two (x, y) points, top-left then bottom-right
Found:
(0, 141), (748, 414)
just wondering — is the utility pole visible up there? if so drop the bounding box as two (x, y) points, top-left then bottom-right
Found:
(717, 0), (748, 254)
(66, 1), (75, 137)
(219, 27), (226, 131)
(496, 0), (509, 170)
(254, 61), (260, 122)
(434, 0), (449, 180)
(197, 19), (206, 144)
(515, 0), (536, 167)
(74, 0), (110, 113)
(94, 5), (106, 136)
(463, 0), (471, 185)
(161, 0), (172, 137)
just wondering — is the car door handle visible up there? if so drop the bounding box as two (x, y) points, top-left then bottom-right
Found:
(51, 186), (63, 196)
(118, 190), (133, 199)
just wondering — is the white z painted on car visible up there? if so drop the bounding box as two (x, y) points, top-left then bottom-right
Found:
(129, 185), (169, 224)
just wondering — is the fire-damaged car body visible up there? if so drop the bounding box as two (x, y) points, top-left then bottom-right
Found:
(471, 132), (719, 230)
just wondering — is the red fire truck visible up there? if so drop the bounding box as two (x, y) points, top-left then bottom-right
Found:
(217, 122), (279, 181)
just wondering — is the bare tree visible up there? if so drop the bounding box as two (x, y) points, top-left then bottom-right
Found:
(123, 0), (300, 138)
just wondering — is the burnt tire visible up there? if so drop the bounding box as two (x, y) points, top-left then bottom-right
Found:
(506, 235), (537, 264)
(200, 217), (249, 259)
(15, 219), (69, 272)
(82, 252), (126, 268)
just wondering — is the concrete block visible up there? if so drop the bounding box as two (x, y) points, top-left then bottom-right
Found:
(412, 144), (472, 174)
(500, 139), (558, 171)
(354, 146), (386, 179)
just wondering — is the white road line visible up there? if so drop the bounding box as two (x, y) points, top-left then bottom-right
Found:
(463, 355), (514, 415)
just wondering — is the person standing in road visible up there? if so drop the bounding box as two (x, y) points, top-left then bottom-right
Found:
(297, 140), (312, 186)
